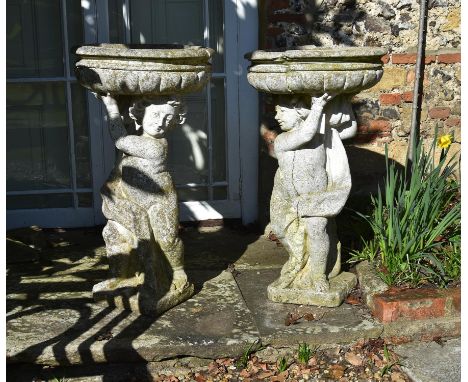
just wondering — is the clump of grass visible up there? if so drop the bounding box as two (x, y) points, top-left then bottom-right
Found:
(350, 131), (461, 288)
(379, 345), (402, 376)
(277, 356), (288, 372)
(236, 339), (264, 369)
(297, 343), (318, 364)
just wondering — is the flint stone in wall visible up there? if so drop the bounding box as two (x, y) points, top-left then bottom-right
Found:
(364, 16), (391, 33)
(378, 1), (396, 19)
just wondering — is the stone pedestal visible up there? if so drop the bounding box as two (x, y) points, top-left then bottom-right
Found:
(246, 46), (386, 307)
(75, 44), (214, 316)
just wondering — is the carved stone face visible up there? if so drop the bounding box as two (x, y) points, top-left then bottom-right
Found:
(275, 105), (303, 131)
(142, 104), (177, 137)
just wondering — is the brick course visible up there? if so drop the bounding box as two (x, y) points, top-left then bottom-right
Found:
(379, 93), (401, 105)
(438, 53), (461, 64)
(429, 107), (451, 119)
(372, 287), (460, 323)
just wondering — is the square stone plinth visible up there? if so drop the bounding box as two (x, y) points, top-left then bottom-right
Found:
(267, 272), (357, 307)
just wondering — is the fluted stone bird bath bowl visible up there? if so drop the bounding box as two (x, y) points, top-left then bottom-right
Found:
(75, 44), (214, 316)
(246, 46), (386, 307)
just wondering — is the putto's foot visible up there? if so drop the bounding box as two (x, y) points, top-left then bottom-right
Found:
(170, 269), (189, 291)
(311, 274), (329, 293)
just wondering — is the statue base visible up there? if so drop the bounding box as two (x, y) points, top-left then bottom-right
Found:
(92, 278), (194, 316)
(267, 272), (357, 307)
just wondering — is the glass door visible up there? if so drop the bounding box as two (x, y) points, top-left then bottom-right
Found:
(107, 0), (242, 221)
(6, 0), (100, 228)
(6, 0), (258, 228)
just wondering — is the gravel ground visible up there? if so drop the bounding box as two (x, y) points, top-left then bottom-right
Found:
(151, 338), (411, 382)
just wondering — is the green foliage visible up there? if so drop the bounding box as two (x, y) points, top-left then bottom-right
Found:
(297, 343), (316, 364)
(350, 132), (461, 287)
(236, 339), (264, 369)
(379, 345), (401, 377)
(277, 356), (288, 372)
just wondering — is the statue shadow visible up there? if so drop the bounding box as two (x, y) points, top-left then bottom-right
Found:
(6, 218), (259, 381)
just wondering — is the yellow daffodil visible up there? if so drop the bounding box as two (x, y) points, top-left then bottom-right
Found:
(437, 134), (452, 149)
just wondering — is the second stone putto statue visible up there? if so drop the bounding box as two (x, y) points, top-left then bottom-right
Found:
(247, 46), (386, 307)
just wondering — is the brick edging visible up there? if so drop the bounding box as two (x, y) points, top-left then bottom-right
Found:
(382, 51), (461, 65)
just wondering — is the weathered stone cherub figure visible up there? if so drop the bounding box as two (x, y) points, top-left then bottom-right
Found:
(92, 93), (193, 315)
(268, 93), (357, 306)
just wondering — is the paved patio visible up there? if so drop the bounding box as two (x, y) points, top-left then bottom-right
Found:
(5, 225), (459, 381)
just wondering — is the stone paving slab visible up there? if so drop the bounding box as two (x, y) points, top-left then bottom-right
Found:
(7, 268), (260, 366)
(183, 227), (288, 270)
(234, 268), (384, 346)
(9, 226), (459, 377)
(394, 338), (461, 382)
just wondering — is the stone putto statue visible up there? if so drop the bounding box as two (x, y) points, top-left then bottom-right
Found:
(92, 93), (194, 316)
(268, 93), (357, 306)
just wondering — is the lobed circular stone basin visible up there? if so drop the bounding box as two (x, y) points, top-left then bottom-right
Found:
(75, 44), (214, 96)
(246, 46), (387, 95)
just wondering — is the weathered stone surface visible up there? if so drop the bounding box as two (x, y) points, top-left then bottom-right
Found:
(369, 67), (406, 91)
(394, 338), (461, 382)
(75, 44), (214, 96)
(75, 44), (214, 317)
(235, 268), (383, 346)
(355, 261), (389, 310)
(247, 47), (385, 307)
(10, 227), (460, 373)
(267, 94), (356, 304)
(91, 94), (194, 317)
(246, 46), (386, 95)
(268, 271), (357, 307)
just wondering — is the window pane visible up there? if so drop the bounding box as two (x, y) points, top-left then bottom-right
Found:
(177, 187), (209, 202)
(168, 91), (209, 185)
(6, 0), (64, 78)
(109, 0), (126, 43)
(77, 193), (93, 207)
(130, 0), (204, 45)
(209, 0), (224, 73)
(7, 83), (71, 191)
(71, 83), (91, 188)
(7, 193), (73, 210)
(67, 0), (85, 76)
(213, 186), (227, 201)
(211, 78), (227, 182)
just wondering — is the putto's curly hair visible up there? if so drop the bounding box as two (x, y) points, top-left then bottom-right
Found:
(276, 97), (310, 120)
(129, 97), (187, 130)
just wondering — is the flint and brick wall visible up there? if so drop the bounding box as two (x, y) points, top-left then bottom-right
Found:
(256, 0), (461, 227)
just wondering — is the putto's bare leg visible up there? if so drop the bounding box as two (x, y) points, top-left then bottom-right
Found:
(304, 217), (330, 292)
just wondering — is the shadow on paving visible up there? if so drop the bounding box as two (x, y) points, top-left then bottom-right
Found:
(6, 226), (261, 382)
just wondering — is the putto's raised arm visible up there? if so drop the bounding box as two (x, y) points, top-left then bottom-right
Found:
(274, 93), (333, 153)
(94, 92), (127, 141)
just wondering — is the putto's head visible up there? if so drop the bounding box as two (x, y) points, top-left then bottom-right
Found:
(129, 97), (186, 137)
(274, 98), (309, 131)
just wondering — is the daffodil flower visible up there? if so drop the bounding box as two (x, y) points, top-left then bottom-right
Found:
(437, 134), (452, 149)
